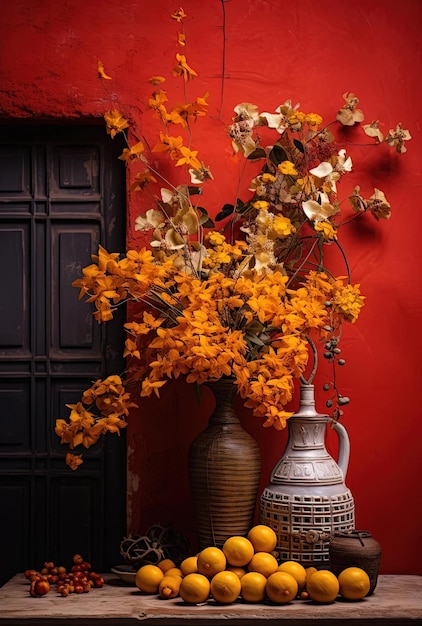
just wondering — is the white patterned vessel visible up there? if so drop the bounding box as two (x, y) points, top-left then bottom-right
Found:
(260, 384), (355, 566)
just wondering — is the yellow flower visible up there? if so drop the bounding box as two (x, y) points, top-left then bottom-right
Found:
(123, 338), (141, 359)
(55, 419), (75, 447)
(278, 160), (298, 176)
(171, 7), (187, 21)
(332, 282), (365, 323)
(65, 453), (83, 470)
(148, 89), (168, 111)
(206, 231), (226, 246)
(175, 146), (202, 169)
(314, 220), (337, 240)
(150, 101), (168, 127)
(104, 110), (129, 139)
(118, 141), (145, 161)
(97, 59), (112, 80)
(130, 171), (158, 192)
(253, 200), (269, 210)
(194, 92), (209, 112)
(287, 110), (306, 128)
(66, 402), (95, 430)
(262, 407), (294, 431)
(172, 53), (198, 81)
(272, 215), (296, 238)
(96, 415), (128, 435)
(261, 173), (277, 183)
(148, 75), (166, 85)
(152, 133), (184, 159)
(305, 112), (323, 128)
(305, 270), (334, 297)
(125, 311), (163, 334)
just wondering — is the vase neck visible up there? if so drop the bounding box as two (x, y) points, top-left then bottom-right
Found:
(207, 379), (238, 424)
(294, 384), (327, 419)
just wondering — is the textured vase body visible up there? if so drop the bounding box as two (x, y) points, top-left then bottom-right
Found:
(188, 378), (262, 550)
(329, 530), (382, 595)
(260, 384), (354, 566)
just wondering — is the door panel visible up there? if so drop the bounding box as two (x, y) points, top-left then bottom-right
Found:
(0, 125), (126, 586)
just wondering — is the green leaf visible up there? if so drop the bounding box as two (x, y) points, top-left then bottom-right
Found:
(245, 333), (266, 347)
(193, 382), (203, 405)
(215, 204), (235, 221)
(244, 320), (264, 335)
(269, 143), (288, 166)
(247, 147), (267, 160)
(201, 217), (215, 228)
(293, 139), (304, 153)
(236, 200), (254, 216)
(197, 207), (214, 228)
(316, 235), (324, 271)
(187, 186), (202, 196)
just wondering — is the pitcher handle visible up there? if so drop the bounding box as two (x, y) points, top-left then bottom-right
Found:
(331, 420), (350, 479)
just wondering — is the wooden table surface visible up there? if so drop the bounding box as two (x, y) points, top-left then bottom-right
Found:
(0, 573), (421, 625)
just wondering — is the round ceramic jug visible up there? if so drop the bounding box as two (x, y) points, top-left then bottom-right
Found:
(329, 530), (382, 595)
(260, 384), (355, 566)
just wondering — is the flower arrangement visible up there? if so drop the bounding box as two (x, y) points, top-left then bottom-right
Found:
(56, 7), (410, 470)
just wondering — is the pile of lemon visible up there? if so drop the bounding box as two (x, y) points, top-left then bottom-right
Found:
(135, 524), (371, 605)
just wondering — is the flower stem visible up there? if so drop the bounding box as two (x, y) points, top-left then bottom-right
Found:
(300, 335), (318, 385)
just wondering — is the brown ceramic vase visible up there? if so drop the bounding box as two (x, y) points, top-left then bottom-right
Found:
(188, 378), (261, 550)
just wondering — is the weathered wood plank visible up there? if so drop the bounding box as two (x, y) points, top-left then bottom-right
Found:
(0, 574), (421, 625)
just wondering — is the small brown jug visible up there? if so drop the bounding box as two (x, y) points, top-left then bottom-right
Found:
(329, 530), (382, 595)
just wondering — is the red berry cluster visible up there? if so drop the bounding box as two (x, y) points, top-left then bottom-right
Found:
(25, 554), (104, 597)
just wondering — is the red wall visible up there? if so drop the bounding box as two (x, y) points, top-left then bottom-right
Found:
(1, 0), (421, 575)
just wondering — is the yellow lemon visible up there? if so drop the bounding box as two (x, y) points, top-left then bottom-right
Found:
(338, 567), (370, 600)
(223, 536), (255, 567)
(158, 558), (176, 573)
(240, 571), (268, 603)
(159, 574), (182, 598)
(266, 571), (298, 604)
(277, 560), (307, 591)
(197, 546), (226, 579)
(247, 551), (279, 578)
(247, 524), (277, 553)
(306, 569), (339, 603)
(179, 572), (211, 604)
(226, 566), (246, 579)
(135, 564), (164, 594)
(165, 567), (183, 578)
(305, 566), (318, 585)
(180, 555), (198, 576)
(210, 570), (241, 604)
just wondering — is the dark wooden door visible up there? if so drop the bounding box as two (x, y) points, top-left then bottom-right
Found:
(0, 124), (127, 586)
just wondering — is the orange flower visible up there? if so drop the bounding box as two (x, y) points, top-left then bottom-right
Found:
(152, 132), (184, 159)
(175, 146), (201, 169)
(171, 7), (187, 22)
(103, 110), (129, 138)
(118, 141), (145, 162)
(65, 453), (83, 470)
(148, 75), (166, 85)
(97, 59), (112, 80)
(172, 53), (197, 81)
(130, 171), (158, 191)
